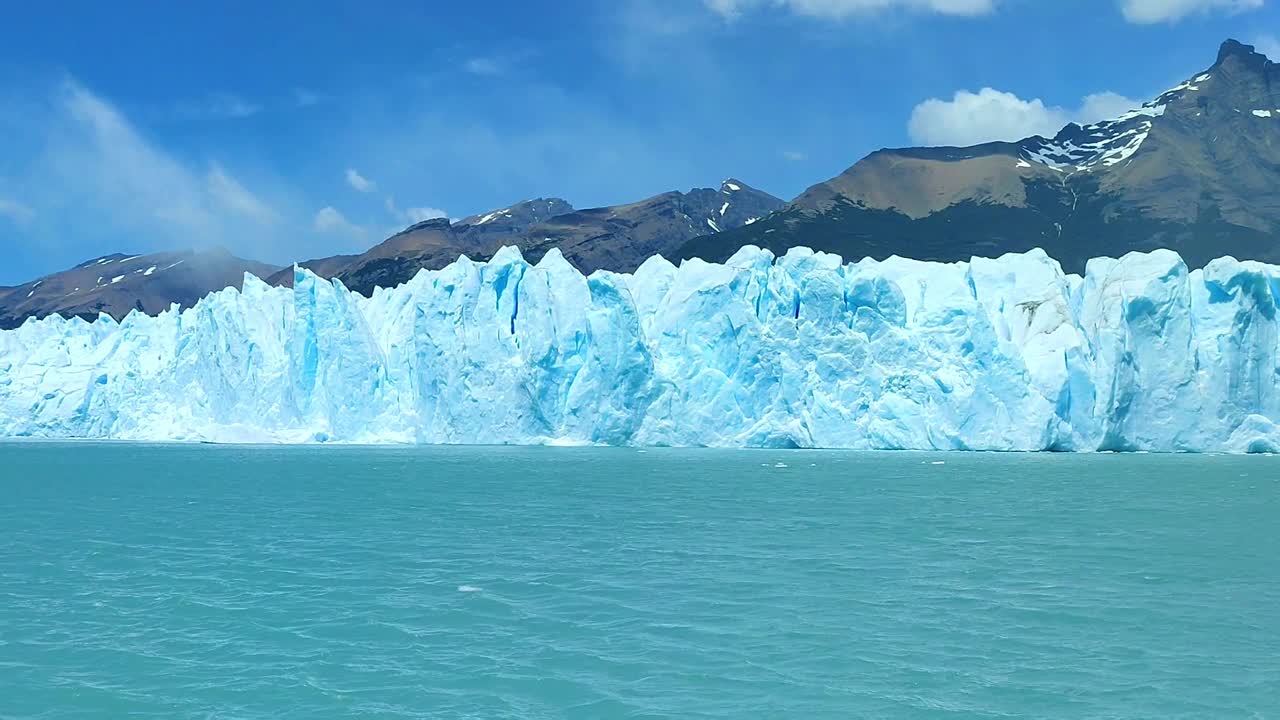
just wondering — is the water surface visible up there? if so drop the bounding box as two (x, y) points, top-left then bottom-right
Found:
(2, 444), (1277, 718)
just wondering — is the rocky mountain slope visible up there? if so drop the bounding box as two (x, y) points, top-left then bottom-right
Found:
(277, 180), (782, 296)
(680, 40), (1280, 274)
(0, 248), (279, 329)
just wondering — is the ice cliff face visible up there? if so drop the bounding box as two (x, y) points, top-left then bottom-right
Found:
(4, 245), (1280, 452)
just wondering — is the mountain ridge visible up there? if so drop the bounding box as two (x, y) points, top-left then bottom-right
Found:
(4, 39), (1278, 326)
(0, 248), (280, 330)
(274, 179), (783, 296)
(678, 39), (1280, 274)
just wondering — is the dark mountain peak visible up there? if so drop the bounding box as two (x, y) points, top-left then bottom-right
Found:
(399, 217), (452, 235)
(459, 197), (574, 229)
(1209, 39), (1274, 87)
(528, 197), (574, 213)
(1217, 39), (1265, 65)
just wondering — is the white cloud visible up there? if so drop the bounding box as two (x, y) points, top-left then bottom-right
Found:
(1077, 92), (1144, 124)
(384, 196), (448, 226)
(464, 57), (504, 76)
(907, 87), (1144, 146)
(909, 88), (1065, 146)
(1118, 0), (1262, 23)
(313, 206), (366, 237)
(706, 0), (994, 20)
(404, 206), (448, 222)
(0, 197), (35, 223)
(781, 150), (808, 161)
(1253, 34), (1280, 61)
(345, 168), (376, 193)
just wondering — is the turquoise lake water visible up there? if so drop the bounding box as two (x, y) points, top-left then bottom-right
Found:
(2, 444), (1278, 718)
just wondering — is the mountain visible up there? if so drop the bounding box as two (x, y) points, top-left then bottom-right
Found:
(679, 39), (1280, 274)
(0, 248), (280, 329)
(279, 180), (782, 295)
(503, 179), (782, 274)
(266, 197), (574, 293)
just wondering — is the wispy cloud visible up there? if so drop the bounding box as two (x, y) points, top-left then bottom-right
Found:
(208, 93), (261, 118)
(705, 0), (1257, 24)
(385, 196), (447, 226)
(1118, 0), (1263, 24)
(0, 77), (308, 279)
(345, 168), (376, 193)
(464, 57), (505, 76)
(781, 150), (808, 161)
(294, 88), (323, 107)
(168, 92), (262, 120)
(404, 206), (447, 222)
(207, 166), (281, 225)
(705, 0), (994, 20)
(312, 206), (367, 239)
(54, 81), (272, 232)
(0, 196), (35, 224)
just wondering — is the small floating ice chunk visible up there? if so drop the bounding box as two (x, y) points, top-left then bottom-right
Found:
(457, 585), (482, 593)
(931, 461), (946, 465)
(1253, 110), (1273, 118)
(774, 462), (788, 468)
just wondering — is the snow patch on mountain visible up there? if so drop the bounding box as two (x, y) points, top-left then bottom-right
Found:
(1022, 102), (1165, 171)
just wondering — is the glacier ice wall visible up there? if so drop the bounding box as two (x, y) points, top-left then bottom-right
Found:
(4, 245), (1280, 452)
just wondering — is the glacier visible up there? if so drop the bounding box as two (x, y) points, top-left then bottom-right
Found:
(4, 245), (1280, 452)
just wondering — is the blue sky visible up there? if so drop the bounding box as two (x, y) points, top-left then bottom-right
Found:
(0, 0), (1276, 283)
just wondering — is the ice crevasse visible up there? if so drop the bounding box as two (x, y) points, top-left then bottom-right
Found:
(3, 244), (1280, 452)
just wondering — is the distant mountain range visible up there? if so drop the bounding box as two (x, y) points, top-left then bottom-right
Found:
(0, 249), (279, 330)
(3, 39), (1278, 327)
(273, 179), (782, 296)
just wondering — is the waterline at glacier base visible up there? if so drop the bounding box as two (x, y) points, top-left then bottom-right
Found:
(4, 245), (1280, 452)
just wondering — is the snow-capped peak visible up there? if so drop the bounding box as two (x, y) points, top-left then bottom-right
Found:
(1020, 95), (1173, 172)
